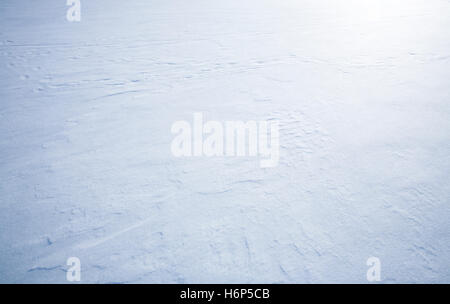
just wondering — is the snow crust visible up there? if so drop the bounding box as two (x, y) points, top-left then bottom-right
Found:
(0, 0), (449, 283)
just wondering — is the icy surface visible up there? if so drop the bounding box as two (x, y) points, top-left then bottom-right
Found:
(0, 0), (450, 283)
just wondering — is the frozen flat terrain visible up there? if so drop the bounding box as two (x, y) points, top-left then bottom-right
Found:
(1, 0), (450, 283)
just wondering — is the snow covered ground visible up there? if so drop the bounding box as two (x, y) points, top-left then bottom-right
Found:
(1, 0), (450, 283)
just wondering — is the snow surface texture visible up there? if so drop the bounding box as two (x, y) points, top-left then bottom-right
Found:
(1, 0), (450, 283)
